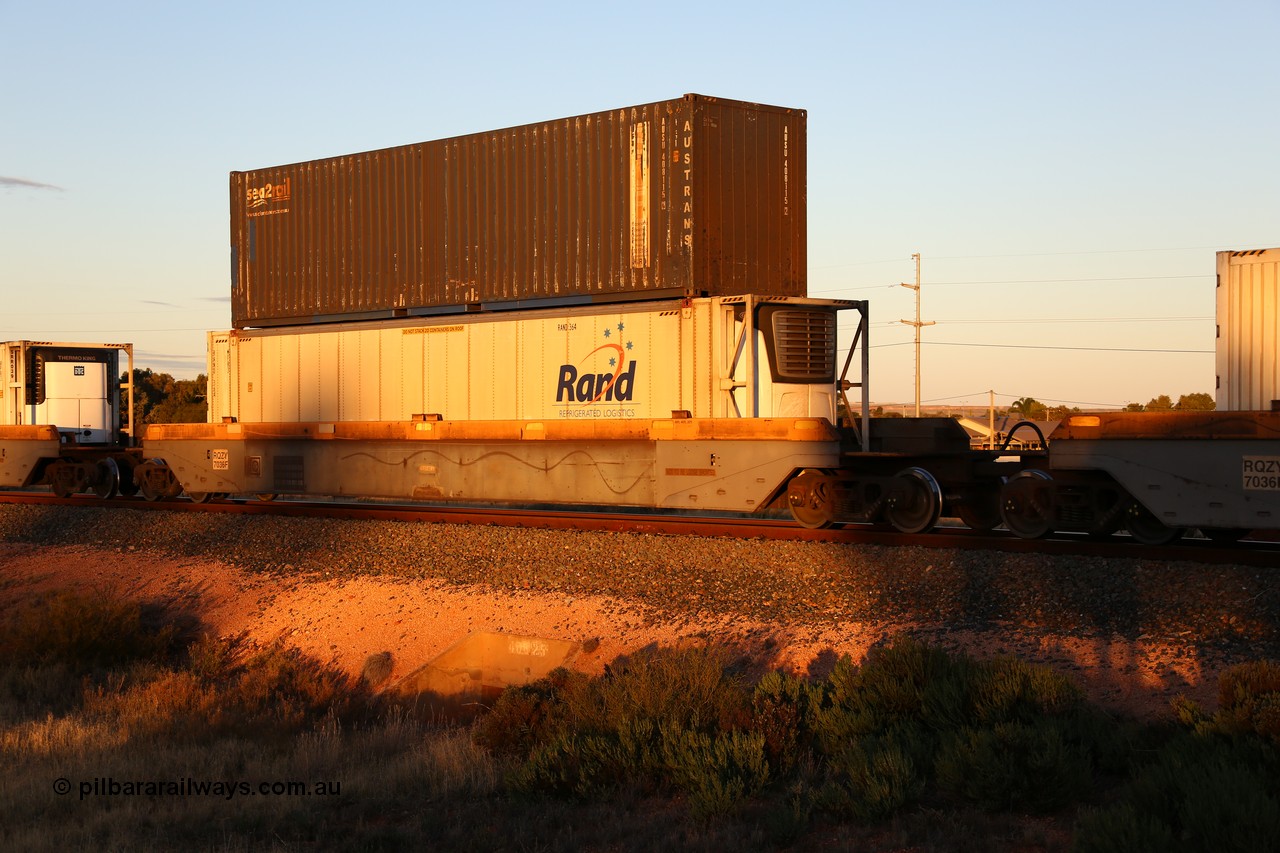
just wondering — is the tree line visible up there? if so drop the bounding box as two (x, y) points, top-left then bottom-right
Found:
(1008, 393), (1215, 420)
(123, 369), (208, 427)
(867, 392), (1216, 420)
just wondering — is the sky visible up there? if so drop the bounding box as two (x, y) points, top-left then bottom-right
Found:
(2, 0), (1277, 411)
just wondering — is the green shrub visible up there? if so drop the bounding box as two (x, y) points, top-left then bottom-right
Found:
(478, 645), (753, 761)
(968, 656), (1083, 725)
(662, 725), (770, 818)
(1057, 705), (1141, 777)
(763, 781), (816, 845)
(806, 638), (1102, 819)
(1213, 660), (1280, 746)
(935, 720), (1092, 812)
(1111, 733), (1280, 853)
(751, 670), (818, 775)
(492, 645), (760, 816)
(1072, 804), (1178, 853)
(816, 732), (923, 822)
(809, 639), (966, 752)
(569, 644), (752, 735)
(509, 733), (599, 796)
(472, 667), (587, 757)
(508, 716), (667, 797)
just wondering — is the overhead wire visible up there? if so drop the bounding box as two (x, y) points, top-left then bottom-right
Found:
(810, 242), (1251, 271)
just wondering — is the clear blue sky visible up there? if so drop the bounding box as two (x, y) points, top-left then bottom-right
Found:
(3, 0), (1277, 409)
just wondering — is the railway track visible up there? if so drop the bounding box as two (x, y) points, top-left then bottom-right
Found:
(1, 490), (1276, 568)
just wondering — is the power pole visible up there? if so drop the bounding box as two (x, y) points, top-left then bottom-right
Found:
(989, 389), (996, 450)
(899, 253), (934, 418)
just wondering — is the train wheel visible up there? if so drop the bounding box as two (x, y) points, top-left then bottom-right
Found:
(1000, 470), (1054, 539)
(116, 460), (140, 496)
(955, 488), (1002, 532)
(186, 491), (215, 504)
(1125, 504), (1184, 546)
(137, 460), (182, 502)
(47, 462), (81, 498)
(787, 471), (835, 529)
(255, 493), (278, 502)
(1086, 489), (1126, 539)
(885, 467), (942, 534)
(91, 458), (121, 500)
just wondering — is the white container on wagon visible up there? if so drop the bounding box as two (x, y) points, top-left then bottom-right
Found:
(2, 341), (132, 443)
(1216, 248), (1280, 411)
(206, 295), (856, 427)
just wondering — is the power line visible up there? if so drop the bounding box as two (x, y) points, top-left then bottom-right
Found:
(917, 341), (1212, 354)
(920, 391), (1127, 407)
(812, 273), (1209, 294)
(811, 242), (1269, 271)
(811, 283), (904, 294)
(935, 316), (1212, 325)
(0, 328), (211, 335)
(927, 274), (1207, 286)
(926, 244), (1254, 261)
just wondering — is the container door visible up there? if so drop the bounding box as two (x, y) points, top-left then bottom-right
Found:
(43, 360), (111, 442)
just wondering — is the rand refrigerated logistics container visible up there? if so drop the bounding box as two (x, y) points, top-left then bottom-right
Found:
(231, 94), (806, 328)
(208, 296), (859, 426)
(1216, 248), (1280, 411)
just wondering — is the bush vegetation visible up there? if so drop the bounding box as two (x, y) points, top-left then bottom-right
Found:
(2, 591), (1277, 851)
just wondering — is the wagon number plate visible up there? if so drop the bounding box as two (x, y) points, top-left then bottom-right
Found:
(211, 449), (230, 471)
(1242, 457), (1280, 490)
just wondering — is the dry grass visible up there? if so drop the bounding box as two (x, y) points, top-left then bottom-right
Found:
(0, 590), (511, 851)
(2, 588), (1277, 851)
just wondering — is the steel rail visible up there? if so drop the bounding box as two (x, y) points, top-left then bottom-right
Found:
(1, 491), (1276, 567)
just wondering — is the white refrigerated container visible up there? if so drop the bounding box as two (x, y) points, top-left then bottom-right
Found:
(207, 296), (855, 427)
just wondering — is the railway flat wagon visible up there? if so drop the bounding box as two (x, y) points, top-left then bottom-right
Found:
(998, 411), (1280, 543)
(144, 296), (871, 511)
(0, 341), (138, 496)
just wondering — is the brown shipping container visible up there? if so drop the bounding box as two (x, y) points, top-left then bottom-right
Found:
(230, 94), (806, 328)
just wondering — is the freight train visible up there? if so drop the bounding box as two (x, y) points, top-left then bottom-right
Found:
(3, 94), (1279, 546)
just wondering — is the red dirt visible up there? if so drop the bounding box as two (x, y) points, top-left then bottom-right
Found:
(0, 542), (1228, 721)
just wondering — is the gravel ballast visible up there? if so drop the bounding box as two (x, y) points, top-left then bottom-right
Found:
(1, 503), (1276, 719)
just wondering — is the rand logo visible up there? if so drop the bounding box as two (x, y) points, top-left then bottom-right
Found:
(555, 323), (639, 405)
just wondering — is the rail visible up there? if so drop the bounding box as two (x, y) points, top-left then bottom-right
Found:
(1, 491), (1276, 568)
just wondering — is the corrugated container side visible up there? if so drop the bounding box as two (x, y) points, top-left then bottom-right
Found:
(207, 297), (845, 425)
(1, 343), (17, 427)
(1216, 248), (1280, 411)
(231, 94), (806, 328)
